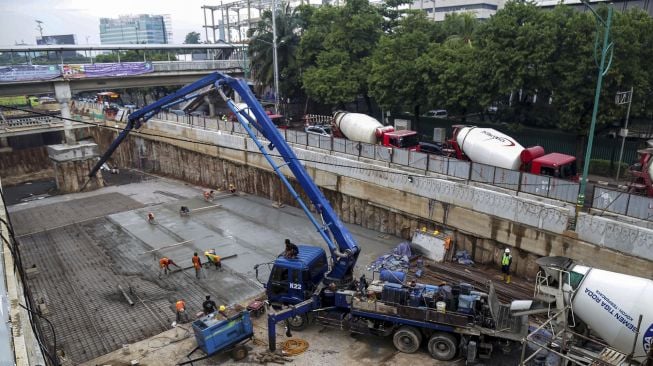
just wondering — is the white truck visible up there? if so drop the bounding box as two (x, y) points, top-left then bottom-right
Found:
(525, 256), (653, 364)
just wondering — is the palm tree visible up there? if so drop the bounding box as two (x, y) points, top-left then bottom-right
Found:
(442, 12), (478, 47)
(247, 3), (303, 100)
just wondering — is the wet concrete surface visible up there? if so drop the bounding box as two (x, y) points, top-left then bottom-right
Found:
(9, 174), (405, 364)
(2, 178), (57, 205)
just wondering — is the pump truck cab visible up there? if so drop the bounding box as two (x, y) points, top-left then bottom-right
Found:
(449, 125), (578, 180)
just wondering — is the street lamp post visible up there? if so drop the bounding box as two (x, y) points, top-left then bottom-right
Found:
(574, 2), (614, 228)
(271, 0), (280, 114)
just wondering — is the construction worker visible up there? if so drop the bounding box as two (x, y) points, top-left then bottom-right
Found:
(218, 305), (228, 318)
(159, 256), (180, 277)
(179, 206), (190, 216)
(205, 249), (222, 270)
(175, 299), (188, 323)
(228, 184), (236, 194)
(203, 190), (215, 202)
(501, 248), (513, 284)
(147, 212), (155, 224)
(192, 252), (202, 279)
(203, 295), (217, 315)
(284, 239), (299, 259)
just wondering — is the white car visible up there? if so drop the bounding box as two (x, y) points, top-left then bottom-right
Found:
(423, 109), (448, 119)
(305, 125), (332, 137)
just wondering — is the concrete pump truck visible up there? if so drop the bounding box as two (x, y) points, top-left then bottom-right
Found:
(89, 72), (534, 362)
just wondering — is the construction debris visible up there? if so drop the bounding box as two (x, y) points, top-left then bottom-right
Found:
(255, 350), (294, 364)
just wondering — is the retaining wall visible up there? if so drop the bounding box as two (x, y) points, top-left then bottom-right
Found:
(87, 120), (653, 279)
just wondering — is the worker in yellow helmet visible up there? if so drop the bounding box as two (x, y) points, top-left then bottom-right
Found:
(218, 305), (228, 318)
(501, 248), (513, 284)
(205, 249), (222, 270)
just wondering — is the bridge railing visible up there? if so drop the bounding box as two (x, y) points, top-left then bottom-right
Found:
(151, 60), (244, 72)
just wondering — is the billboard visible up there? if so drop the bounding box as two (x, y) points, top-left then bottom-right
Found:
(0, 65), (61, 82)
(62, 62), (153, 79)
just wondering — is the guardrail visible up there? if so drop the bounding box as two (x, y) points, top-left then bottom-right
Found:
(592, 186), (653, 220)
(150, 60), (244, 72)
(155, 111), (583, 206)
(0, 116), (60, 130)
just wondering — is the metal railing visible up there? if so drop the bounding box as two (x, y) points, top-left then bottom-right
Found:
(592, 186), (653, 221)
(153, 112), (586, 206)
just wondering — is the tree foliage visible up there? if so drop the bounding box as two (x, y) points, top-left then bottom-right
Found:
(368, 12), (440, 113)
(247, 3), (304, 100)
(300, 0), (383, 106)
(184, 32), (201, 44)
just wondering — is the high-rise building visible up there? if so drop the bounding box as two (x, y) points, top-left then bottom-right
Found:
(410, 0), (506, 21)
(163, 15), (174, 44)
(99, 14), (169, 44)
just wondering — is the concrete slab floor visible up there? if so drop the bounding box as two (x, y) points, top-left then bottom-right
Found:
(9, 173), (417, 365)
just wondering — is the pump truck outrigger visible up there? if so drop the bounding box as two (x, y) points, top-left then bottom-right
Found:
(90, 72), (531, 362)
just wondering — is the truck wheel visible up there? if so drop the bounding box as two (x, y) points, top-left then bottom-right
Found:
(428, 332), (457, 361)
(288, 314), (308, 330)
(393, 326), (422, 354)
(231, 345), (248, 361)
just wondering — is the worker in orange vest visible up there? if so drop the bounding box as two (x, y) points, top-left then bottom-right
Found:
(203, 190), (215, 202)
(192, 252), (202, 279)
(159, 257), (180, 277)
(175, 299), (188, 323)
(147, 212), (155, 224)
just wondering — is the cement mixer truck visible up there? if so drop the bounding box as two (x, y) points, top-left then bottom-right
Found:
(331, 111), (421, 151)
(528, 256), (653, 364)
(448, 125), (578, 180)
(627, 147), (653, 197)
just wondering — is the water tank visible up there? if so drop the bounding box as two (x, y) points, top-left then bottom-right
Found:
(333, 112), (384, 144)
(571, 265), (653, 361)
(455, 127), (525, 170)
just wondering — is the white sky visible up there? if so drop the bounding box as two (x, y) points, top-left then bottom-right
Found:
(0, 0), (229, 45)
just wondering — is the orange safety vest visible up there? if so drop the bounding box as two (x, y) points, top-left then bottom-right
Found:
(192, 255), (201, 269)
(160, 257), (170, 268)
(176, 300), (185, 312)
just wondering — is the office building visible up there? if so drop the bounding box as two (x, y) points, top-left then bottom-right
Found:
(410, 0), (506, 21)
(99, 14), (169, 44)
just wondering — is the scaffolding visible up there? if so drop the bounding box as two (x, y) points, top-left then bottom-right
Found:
(201, 0), (320, 44)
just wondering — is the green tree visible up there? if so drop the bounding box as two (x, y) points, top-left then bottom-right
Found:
(247, 3), (304, 100)
(368, 12), (441, 118)
(475, 1), (558, 125)
(418, 40), (480, 118)
(184, 31), (201, 44)
(301, 0), (383, 107)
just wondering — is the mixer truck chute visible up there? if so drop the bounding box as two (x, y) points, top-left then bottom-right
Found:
(449, 125), (578, 180)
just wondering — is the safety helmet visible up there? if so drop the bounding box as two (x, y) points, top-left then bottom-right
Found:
(505, 248), (511, 253)
(219, 305), (226, 312)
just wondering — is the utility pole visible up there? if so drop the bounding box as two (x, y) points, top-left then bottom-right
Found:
(573, 1), (614, 230)
(272, 0), (280, 114)
(615, 86), (634, 182)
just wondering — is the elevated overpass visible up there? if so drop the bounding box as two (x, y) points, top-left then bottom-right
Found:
(0, 43), (247, 95)
(0, 60), (245, 96)
(0, 44), (247, 143)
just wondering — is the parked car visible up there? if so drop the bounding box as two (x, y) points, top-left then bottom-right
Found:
(418, 141), (444, 155)
(423, 109), (448, 119)
(305, 125), (332, 137)
(170, 109), (186, 116)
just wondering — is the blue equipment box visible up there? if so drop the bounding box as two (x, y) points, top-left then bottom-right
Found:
(192, 311), (254, 355)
